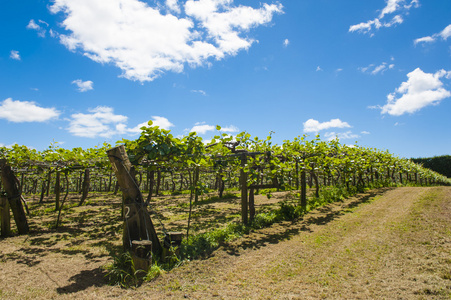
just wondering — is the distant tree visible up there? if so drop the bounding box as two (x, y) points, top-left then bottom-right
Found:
(411, 155), (451, 178)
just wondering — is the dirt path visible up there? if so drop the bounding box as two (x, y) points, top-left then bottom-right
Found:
(1, 187), (450, 299)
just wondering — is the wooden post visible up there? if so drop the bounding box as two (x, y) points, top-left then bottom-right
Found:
(295, 161), (299, 190)
(46, 170), (51, 196)
(240, 154), (248, 225)
(1, 195), (11, 237)
(311, 171), (319, 198)
(194, 166), (200, 203)
(131, 240), (152, 273)
(146, 170), (155, 203)
(106, 146), (162, 255)
(0, 160), (29, 234)
(249, 188), (255, 222)
(39, 179), (46, 203)
(301, 170), (307, 208)
(55, 170), (61, 211)
(155, 170), (161, 196)
(79, 168), (90, 206)
(162, 231), (183, 262)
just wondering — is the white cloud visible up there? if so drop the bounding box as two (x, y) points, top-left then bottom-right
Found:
(283, 39), (289, 47)
(166, 0), (181, 13)
(26, 19), (46, 37)
(49, 0), (283, 82)
(129, 116), (175, 133)
(0, 98), (60, 122)
(414, 24), (451, 45)
(303, 118), (351, 133)
(68, 106), (130, 138)
(380, 68), (451, 116)
(191, 89), (207, 96)
(10, 50), (21, 60)
(26, 19), (40, 30)
(151, 116), (175, 129)
(349, 0), (418, 35)
(221, 125), (239, 133)
(361, 131), (371, 135)
(441, 24), (451, 40)
(190, 122), (215, 134)
(324, 131), (359, 141)
(72, 79), (94, 92)
(316, 66), (322, 72)
(359, 62), (394, 75)
(68, 108), (175, 138)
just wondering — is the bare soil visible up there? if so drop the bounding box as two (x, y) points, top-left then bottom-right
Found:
(0, 186), (450, 299)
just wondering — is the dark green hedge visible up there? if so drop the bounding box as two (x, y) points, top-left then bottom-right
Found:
(411, 155), (451, 178)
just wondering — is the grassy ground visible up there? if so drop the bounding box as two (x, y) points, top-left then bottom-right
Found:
(0, 186), (450, 299)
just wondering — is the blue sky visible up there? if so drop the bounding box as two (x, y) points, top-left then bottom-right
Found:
(1, 0), (450, 158)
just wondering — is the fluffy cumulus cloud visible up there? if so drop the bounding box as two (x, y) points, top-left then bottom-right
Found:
(190, 122), (215, 134)
(130, 116), (175, 133)
(67, 106), (173, 138)
(221, 125), (239, 133)
(0, 98), (60, 122)
(414, 24), (451, 45)
(349, 0), (419, 35)
(72, 79), (94, 92)
(10, 50), (21, 60)
(303, 118), (351, 133)
(49, 0), (283, 82)
(380, 68), (451, 116)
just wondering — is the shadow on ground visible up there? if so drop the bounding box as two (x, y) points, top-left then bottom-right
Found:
(56, 268), (108, 294)
(222, 188), (392, 256)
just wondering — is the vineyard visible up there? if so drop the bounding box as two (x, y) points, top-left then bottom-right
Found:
(1, 123), (450, 290)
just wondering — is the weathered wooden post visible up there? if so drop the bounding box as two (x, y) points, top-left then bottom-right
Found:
(1, 195), (11, 237)
(249, 188), (255, 222)
(39, 179), (46, 203)
(55, 170), (61, 211)
(194, 166), (200, 203)
(301, 169), (307, 208)
(162, 231), (183, 262)
(240, 153), (248, 225)
(131, 240), (152, 273)
(295, 161), (300, 190)
(106, 146), (162, 255)
(78, 168), (90, 206)
(0, 159), (29, 234)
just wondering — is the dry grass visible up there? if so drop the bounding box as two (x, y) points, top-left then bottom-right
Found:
(0, 187), (450, 299)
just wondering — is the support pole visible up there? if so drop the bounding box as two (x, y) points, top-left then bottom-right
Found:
(1, 195), (11, 237)
(301, 169), (307, 209)
(107, 146), (162, 255)
(0, 160), (29, 235)
(240, 154), (248, 225)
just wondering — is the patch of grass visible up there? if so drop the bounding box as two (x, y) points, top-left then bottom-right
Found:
(193, 192), (238, 205)
(105, 245), (183, 287)
(143, 264), (166, 281)
(182, 222), (248, 260)
(104, 252), (138, 288)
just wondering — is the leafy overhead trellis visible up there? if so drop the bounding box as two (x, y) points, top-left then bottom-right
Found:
(0, 122), (450, 240)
